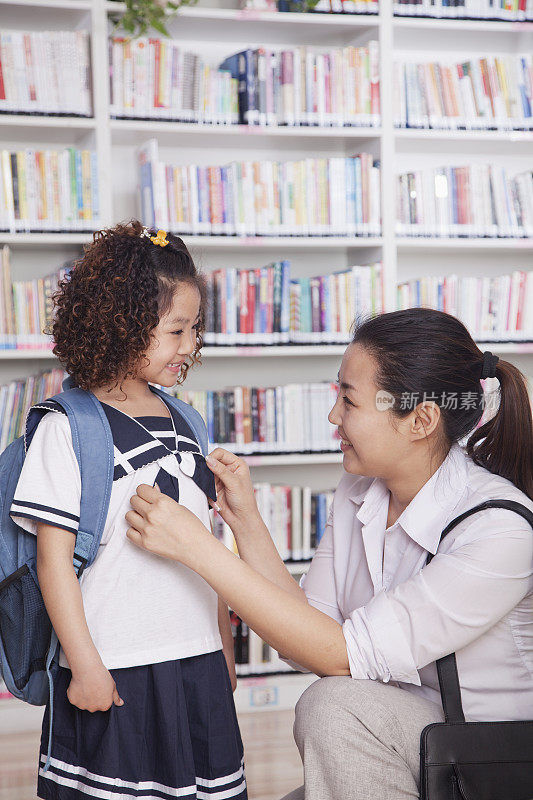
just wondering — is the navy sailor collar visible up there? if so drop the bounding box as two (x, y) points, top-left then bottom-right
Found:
(99, 399), (217, 501)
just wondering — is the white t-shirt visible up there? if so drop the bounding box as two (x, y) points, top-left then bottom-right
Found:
(10, 398), (222, 670)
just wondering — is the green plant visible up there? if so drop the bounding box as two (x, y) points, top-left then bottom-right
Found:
(109, 0), (198, 37)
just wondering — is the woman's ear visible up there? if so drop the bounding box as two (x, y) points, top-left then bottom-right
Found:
(411, 401), (441, 439)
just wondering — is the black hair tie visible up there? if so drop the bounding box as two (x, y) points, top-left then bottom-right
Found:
(481, 351), (499, 379)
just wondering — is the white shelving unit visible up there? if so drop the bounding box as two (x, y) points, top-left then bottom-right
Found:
(1, 0), (532, 713)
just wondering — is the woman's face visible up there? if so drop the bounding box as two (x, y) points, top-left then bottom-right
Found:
(328, 342), (410, 479)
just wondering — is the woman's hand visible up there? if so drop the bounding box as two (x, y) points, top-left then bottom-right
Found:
(205, 448), (261, 532)
(125, 483), (212, 567)
(68, 662), (123, 712)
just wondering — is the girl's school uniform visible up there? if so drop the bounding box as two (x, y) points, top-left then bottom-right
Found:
(10, 394), (247, 800)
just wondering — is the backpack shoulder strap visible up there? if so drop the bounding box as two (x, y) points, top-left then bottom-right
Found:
(41, 389), (114, 574)
(149, 387), (209, 456)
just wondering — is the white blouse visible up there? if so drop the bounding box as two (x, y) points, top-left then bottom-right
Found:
(294, 443), (533, 722)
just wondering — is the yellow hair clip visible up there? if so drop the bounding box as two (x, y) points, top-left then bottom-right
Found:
(150, 229), (169, 247)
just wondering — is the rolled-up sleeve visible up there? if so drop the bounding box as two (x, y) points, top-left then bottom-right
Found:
(342, 512), (533, 684)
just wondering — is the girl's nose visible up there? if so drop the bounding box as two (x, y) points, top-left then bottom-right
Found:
(180, 329), (196, 356)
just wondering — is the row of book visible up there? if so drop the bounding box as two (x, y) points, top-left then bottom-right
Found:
(204, 261), (384, 345)
(396, 165), (533, 238)
(1, 244), (529, 347)
(0, 371), (339, 455)
(229, 612), (295, 676)
(139, 140), (381, 237)
(393, 0), (533, 20)
(214, 483), (333, 561)
(276, 0), (379, 13)
(395, 56), (533, 130)
(398, 270), (533, 341)
(0, 246), (69, 348)
(0, 368), (64, 453)
(110, 39), (380, 128)
(168, 383), (339, 454)
(0, 31), (92, 117)
(2, 367), (533, 455)
(0, 149), (100, 233)
(110, 38), (238, 126)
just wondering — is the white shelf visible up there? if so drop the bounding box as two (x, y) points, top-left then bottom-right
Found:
(110, 119), (382, 146)
(107, 3), (380, 28)
(183, 235), (383, 250)
(396, 238), (533, 252)
(286, 561), (310, 575)
(2, 341), (533, 360)
(242, 452), (341, 467)
(234, 671), (317, 713)
(0, 232), (382, 249)
(202, 345), (349, 356)
(0, 233), (93, 246)
(0, 114), (96, 130)
(395, 128), (533, 143)
(393, 16), (533, 33)
(5, 234), (532, 252)
(0, 0), (91, 8)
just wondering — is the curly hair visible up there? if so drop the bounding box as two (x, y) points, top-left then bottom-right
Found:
(50, 220), (206, 391)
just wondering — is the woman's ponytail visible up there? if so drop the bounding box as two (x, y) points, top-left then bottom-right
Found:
(466, 359), (533, 500)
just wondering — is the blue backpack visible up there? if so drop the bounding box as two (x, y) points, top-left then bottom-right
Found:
(0, 377), (209, 769)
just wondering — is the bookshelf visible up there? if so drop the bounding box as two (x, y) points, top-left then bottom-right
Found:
(1, 0), (532, 709)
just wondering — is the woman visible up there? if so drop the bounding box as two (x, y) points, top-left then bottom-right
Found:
(125, 308), (533, 800)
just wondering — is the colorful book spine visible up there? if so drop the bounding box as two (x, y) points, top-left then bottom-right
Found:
(0, 246), (71, 349)
(397, 270), (533, 341)
(396, 165), (533, 239)
(0, 368), (65, 452)
(393, 0), (532, 21)
(139, 139), (381, 237)
(213, 482), (334, 566)
(204, 261), (384, 345)
(0, 148), (100, 233)
(0, 30), (92, 116)
(395, 55), (533, 130)
(168, 382), (339, 454)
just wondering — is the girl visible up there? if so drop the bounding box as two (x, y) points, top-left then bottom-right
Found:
(10, 220), (247, 800)
(125, 308), (533, 800)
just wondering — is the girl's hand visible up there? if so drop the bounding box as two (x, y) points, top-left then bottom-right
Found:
(67, 663), (123, 712)
(126, 483), (212, 566)
(205, 448), (260, 531)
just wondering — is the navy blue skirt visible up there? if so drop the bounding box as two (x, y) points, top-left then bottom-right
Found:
(37, 650), (247, 800)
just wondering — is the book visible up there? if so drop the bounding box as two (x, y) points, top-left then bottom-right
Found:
(397, 269), (533, 341)
(396, 164), (533, 239)
(0, 30), (92, 116)
(0, 247), (71, 350)
(395, 55), (533, 130)
(138, 139), (381, 237)
(0, 368), (65, 452)
(168, 382), (339, 454)
(213, 481), (335, 564)
(393, 0), (533, 21)
(204, 260), (383, 345)
(0, 148), (100, 233)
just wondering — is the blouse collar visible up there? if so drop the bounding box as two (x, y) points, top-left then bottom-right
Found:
(350, 443), (469, 554)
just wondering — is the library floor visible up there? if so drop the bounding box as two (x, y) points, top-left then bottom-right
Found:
(0, 709), (302, 800)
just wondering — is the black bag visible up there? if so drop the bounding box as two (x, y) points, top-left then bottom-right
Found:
(419, 499), (533, 800)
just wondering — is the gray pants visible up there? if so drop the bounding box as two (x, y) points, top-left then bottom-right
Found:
(280, 676), (444, 800)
